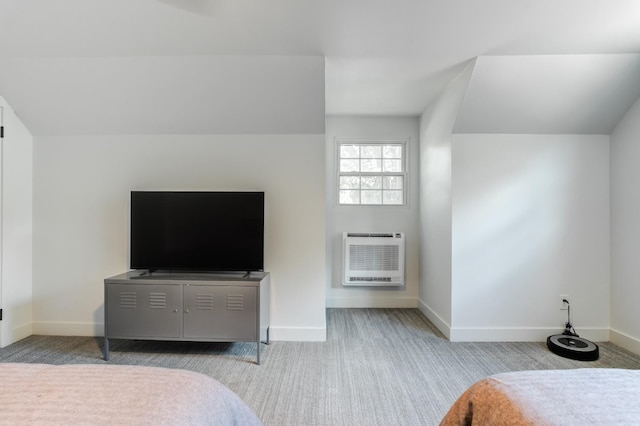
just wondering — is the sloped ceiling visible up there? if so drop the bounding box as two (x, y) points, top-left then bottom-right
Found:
(454, 54), (640, 134)
(1, 0), (640, 136)
(0, 56), (326, 135)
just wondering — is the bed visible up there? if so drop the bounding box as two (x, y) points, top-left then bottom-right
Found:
(440, 368), (640, 425)
(0, 363), (262, 425)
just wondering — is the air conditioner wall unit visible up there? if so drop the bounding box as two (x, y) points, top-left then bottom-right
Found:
(342, 232), (405, 286)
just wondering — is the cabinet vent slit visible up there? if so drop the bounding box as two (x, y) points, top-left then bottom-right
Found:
(226, 294), (244, 311)
(119, 292), (137, 309)
(196, 294), (214, 310)
(149, 292), (167, 309)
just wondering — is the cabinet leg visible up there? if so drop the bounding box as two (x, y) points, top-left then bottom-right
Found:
(255, 327), (270, 365)
(104, 337), (110, 361)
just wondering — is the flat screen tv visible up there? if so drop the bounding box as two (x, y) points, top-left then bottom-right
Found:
(130, 191), (264, 273)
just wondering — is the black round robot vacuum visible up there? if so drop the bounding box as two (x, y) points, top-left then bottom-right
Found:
(547, 334), (599, 361)
(546, 300), (599, 361)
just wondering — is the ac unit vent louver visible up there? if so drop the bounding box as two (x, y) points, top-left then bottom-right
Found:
(343, 232), (405, 286)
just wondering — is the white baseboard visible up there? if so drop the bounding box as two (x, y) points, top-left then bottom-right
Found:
(12, 321), (33, 341)
(326, 297), (418, 308)
(0, 321), (33, 348)
(415, 300), (612, 343)
(32, 321), (328, 342)
(417, 299), (450, 339)
(610, 328), (640, 356)
(449, 327), (610, 343)
(27, 319), (628, 348)
(32, 321), (102, 337)
(268, 326), (326, 342)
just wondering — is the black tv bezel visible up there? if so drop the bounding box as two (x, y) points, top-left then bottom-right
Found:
(129, 190), (265, 273)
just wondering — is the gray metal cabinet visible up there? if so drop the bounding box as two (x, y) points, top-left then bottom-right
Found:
(104, 271), (270, 364)
(106, 283), (181, 338)
(183, 284), (257, 340)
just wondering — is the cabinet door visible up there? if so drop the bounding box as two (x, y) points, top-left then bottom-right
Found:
(106, 283), (181, 338)
(183, 285), (257, 340)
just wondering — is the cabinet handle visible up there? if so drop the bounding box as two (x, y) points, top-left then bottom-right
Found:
(184, 309), (190, 313)
(173, 309), (179, 313)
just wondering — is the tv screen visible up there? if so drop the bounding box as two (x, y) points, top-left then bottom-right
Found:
(130, 191), (264, 272)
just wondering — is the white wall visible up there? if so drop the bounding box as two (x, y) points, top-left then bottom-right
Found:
(610, 97), (640, 354)
(325, 116), (420, 308)
(451, 134), (610, 342)
(417, 62), (474, 337)
(0, 97), (33, 347)
(33, 134), (326, 341)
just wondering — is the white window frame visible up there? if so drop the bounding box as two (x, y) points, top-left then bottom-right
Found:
(335, 139), (409, 206)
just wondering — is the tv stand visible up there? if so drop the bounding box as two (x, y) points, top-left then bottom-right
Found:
(103, 270), (270, 364)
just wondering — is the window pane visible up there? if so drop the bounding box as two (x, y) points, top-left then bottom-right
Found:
(361, 145), (382, 159)
(340, 145), (359, 158)
(383, 159), (402, 173)
(362, 190), (382, 204)
(339, 190), (360, 204)
(340, 176), (360, 189)
(383, 145), (402, 158)
(340, 159), (359, 172)
(384, 176), (403, 189)
(361, 176), (382, 189)
(361, 159), (382, 172)
(337, 141), (406, 206)
(383, 190), (403, 205)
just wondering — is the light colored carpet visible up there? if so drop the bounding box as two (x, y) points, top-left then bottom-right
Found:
(1, 309), (639, 425)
